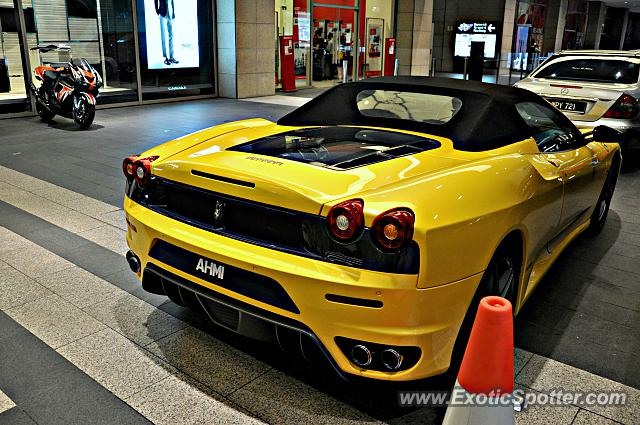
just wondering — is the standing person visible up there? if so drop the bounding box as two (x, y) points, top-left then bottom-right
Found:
(155, 0), (178, 65)
(325, 33), (335, 79)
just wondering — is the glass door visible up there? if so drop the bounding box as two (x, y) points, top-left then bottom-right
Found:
(311, 1), (359, 87)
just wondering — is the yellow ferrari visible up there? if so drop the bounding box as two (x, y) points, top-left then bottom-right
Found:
(123, 77), (621, 381)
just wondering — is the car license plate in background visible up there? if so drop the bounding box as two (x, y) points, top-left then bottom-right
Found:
(547, 98), (587, 114)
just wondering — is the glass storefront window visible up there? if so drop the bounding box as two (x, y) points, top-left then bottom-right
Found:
(0, 0), (32, 113)
(135, 0), (214, 100)
(1, 0), (216, 116)
(99, 0), (138, 103)
(562, 0), (587, 50)
(275, 0), (394, 90)
(363, 0), (394, 78)
(275, 0), (310, 90)
(24, 0), (139, 104)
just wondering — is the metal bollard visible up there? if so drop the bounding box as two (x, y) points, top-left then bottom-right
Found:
(342, 60), (348, 83)
(463, 57), (468, 80)
(394, 59), (399, 76)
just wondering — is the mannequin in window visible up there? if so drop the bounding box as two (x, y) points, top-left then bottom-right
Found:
(155, 0), (178, 65)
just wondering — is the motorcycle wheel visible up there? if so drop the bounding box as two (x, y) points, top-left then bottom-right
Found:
(36, 90), (55, 122)
(73, 96), (95, 129)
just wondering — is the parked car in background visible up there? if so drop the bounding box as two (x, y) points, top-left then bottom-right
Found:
(515, 50), (640, 152)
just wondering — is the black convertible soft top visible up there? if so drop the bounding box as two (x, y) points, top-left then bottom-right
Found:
(277, 76), (568, 152)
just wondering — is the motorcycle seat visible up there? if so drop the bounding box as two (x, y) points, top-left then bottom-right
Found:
(43, 70), (59, 81)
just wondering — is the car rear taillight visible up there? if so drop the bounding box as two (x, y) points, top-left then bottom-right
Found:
(327, 199), (364, 241)
(603, 94), (639, 119)
(122, 155), (139, 180)
(372, 209), (415, 251)
(123, 155), (158, 187)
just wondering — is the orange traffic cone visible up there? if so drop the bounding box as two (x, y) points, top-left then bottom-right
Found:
(442, 296), (515, 425)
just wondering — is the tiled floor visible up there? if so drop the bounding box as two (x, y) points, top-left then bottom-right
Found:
(0, 96), (638, 424)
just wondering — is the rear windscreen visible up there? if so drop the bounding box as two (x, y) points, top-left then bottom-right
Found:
(228, 127), (440, 170)
(534, 59), (640, 84)
(356, 90), (462, 124)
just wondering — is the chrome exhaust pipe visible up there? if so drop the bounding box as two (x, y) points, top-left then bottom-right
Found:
(350, 344), (372, 367)
(126, 250), (140, 273)
(381, 348), (403, 371)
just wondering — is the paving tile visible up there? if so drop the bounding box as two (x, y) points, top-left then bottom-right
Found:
(516, 354), (640, 425)
(126, 373), (264, 425)
(0, 390), (15, 415)
(97, 209), (127, 230)
(57, 328), (176, 400)
(25, 226), (92, 255)
(79, 231), (129, 255)
(77, 224), (125, 244)
(31, 186), (85, 203)
(0, 407), (37, 425)
(0, 227), (36, 254)
(0, 267), (53, 310)
(515, 348), (533, 377)
(64, 242), (130, 279)
(514, 385), (579, 425)
(145, 326), (271, 396)
(8, 196), (71, 220)
(83, 292), (188, 346)
(0, 167), (56, 190)
(228, 369), (376, 424)
(0, 244), (74, 278)
(17, 362), (153, 425)
(35, 266), (123, 309)
(67, 196), (120, 217)
(572, 409), (622, 425)
(45, 210), (105, 234)
(5, 294), (106, 349)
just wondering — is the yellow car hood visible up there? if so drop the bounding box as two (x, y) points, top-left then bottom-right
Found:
(148, 120), (470, 214)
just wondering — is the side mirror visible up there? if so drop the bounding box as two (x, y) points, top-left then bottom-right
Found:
(592, 125), (623, 144)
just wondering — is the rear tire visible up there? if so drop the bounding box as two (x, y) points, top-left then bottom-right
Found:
(588, 157), (619, 235)
(35, 90), (55, 122)
(73, 96), (95, 129)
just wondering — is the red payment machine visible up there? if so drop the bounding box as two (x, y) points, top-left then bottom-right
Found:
(279, 36), (296, 92)
(383, 38), (396, 76)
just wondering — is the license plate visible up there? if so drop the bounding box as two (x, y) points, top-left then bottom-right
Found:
(547, 98), (587, 113)
(148, 240), (300, 313)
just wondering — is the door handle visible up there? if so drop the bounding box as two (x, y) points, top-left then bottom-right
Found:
(591, 158), (600, 167)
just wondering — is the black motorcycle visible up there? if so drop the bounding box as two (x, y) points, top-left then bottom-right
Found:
(30, 45), (102, 129)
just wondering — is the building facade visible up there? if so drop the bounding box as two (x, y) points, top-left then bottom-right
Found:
(0, 0), (638, 117)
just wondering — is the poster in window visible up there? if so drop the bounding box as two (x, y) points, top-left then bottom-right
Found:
(144, 0), (200, 69)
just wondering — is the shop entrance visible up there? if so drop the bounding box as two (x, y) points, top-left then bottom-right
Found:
(311, 2), (359, 87)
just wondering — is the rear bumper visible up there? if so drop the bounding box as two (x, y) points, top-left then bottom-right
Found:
(124, 197), (481, 381)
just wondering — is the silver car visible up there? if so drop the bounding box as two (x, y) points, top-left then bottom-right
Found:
(515, 50), (640, 151)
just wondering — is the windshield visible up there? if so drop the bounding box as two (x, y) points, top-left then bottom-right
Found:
(228, 127), (440, 170)
(534, 58), (640, 84)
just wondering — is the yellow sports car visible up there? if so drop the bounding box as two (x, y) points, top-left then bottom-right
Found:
(123, 77), (621, 381)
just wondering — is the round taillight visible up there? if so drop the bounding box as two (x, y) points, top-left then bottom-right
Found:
(327, 199), (364, 241)
(122, 155), (138, 180)
(372, 209), (415, 251)
(133, 158), (154, 187)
